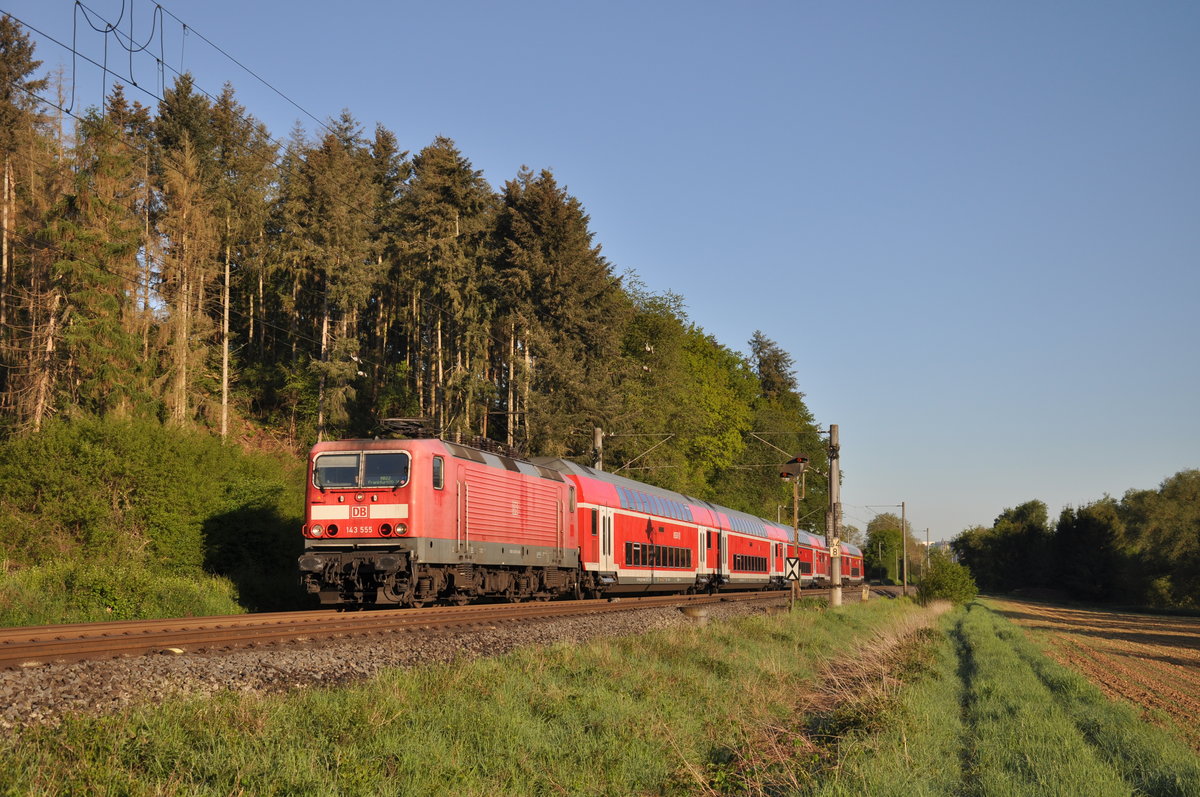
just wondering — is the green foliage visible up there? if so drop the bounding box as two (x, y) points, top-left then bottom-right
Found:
(1119, 470), (1200, 608)
(0, 20), (835, 572)
(916, 549), (978, 605)
(0, 416), (305, 617)
(865, 513), (921, 584)
(1055, 499), (1124, 601)
(494, 167), (631, 456)
(954, 472), (1200, 608)
(0, 560), (242, 625)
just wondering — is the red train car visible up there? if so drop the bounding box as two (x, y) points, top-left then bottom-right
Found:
(299, 438), (856, 607)
(779, 527), (827, 588)
(840, 542), (865, 586)
(298, 439), (579, 606)
(541, 459), (797, 595)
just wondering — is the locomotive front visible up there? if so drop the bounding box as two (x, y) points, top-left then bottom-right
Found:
(298, 439), (433, 606)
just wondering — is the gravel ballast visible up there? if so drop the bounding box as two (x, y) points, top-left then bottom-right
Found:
(0, 596), (793, 730)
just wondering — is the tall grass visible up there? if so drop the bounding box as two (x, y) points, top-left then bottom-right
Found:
(0, 560), (244, 626)
(0, 600), (916, 796)
(3, 599), (1195, 795)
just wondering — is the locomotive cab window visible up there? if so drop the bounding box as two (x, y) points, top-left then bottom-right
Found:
(432, 456), (445, 490)
(313, 453), (359, 488)
(364, 453), (409, 487)
(313, 451), (411, 489)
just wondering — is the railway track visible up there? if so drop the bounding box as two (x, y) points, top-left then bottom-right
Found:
(0, 590), (800, 670)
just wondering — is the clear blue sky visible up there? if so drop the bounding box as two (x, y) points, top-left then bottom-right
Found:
(8, 0), (1199, 541)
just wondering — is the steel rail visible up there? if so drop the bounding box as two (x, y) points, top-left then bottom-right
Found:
(0, 590), (800, 670)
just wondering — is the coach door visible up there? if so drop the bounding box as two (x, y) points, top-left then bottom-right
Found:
(456, 465), (469, 554)
(597, 506), (616, 572)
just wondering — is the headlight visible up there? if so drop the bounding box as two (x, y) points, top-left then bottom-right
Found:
(310, 524), (324, 538)
(396, 523), (408, 535)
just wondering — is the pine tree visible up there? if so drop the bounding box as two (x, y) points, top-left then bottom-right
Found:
(363, 124), (413, 422)
(52, 107), (147, 418)
(297, 112), (379, 440)
(155, 74), (218, 426)
(397, 137), (496, 439)
(209, 84), (275, 437)
(158, 135), (217, 425)
(493, 168), (630, 455)
(0, 15), (49, 415)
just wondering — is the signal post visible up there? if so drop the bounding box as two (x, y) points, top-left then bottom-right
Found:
(828, 425), (842, 607)
(780, 454), (808, 612)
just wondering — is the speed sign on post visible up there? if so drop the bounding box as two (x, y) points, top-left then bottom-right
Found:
(829, 543), (840, 558)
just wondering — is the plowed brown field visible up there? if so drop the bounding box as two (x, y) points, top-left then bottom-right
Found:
(989, 598), (1200, 752)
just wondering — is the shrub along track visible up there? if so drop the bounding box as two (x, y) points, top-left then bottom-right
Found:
(988, 598), (1200, 752)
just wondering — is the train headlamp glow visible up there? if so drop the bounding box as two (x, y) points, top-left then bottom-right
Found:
(310, 524), (324, 538)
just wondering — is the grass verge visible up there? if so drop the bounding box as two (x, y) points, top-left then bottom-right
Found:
(4, 598), (1195, 795)
(808, 601), (1200, 797)
(0, 599), (914, 795)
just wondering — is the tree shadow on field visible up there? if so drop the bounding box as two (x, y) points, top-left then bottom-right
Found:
(951, 612), (983, 797)
(992, 605), (1200, 653)
(203, 504), (314, 612)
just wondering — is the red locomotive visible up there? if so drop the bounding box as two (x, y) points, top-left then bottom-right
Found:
(298, 438), (864, 607)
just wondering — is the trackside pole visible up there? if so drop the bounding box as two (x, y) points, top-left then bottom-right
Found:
(780, 454), (808, 612)
(791, 476), (799, 612)
(829, 425), (842, 608)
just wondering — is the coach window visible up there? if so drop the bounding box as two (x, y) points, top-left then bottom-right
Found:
(591, 508), (598, 536)
(432, 456), (445, 490)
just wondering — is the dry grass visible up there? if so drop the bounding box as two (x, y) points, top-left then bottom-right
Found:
(703, 601), (953, 796)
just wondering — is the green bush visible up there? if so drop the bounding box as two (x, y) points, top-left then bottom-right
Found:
(0, 559), (244, 626)
(0, 416), (307, 620)
(916, 550), (978, 605)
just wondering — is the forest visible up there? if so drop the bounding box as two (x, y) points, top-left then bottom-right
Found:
(3, 17), (1192, 618)
(951, 469), (1200, 609)
(0, 15), (829, 608)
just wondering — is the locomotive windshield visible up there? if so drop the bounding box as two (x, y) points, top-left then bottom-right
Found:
(313, 451), (410, 489)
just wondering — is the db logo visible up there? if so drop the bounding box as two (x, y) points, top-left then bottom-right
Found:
(351, 506), (368, 518)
